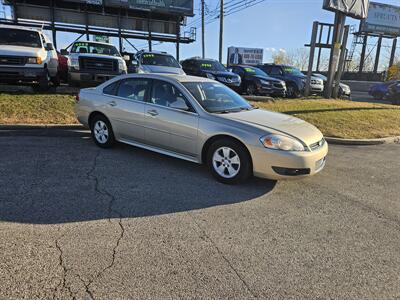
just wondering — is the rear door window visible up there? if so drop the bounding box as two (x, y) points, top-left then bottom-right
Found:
(116, 79), (151, 102)
(103, 81), (120, 96)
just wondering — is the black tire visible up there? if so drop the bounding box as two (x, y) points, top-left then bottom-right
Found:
(287, 83), (301, 98)
(372, 92), (384, 100)
(90, 114), (116, 148)
(207, 138), (252, 184)
(246, 83), (256, 95)
(38, 70), (51, 92)
(51, 74), (61, 87)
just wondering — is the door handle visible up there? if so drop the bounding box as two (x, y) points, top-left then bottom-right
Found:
(147, 109), (159, 117)
(108, 101), (117, 107)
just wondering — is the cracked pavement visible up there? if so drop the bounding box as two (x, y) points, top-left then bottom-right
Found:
(0, 130), (400, 299)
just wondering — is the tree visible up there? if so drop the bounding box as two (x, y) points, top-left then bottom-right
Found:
(272, 48), (309, 71)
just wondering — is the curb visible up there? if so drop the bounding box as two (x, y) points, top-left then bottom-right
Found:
(0, 124), (85, 130)
(1, 124), (399, 146)
(325, 136), (400, 145)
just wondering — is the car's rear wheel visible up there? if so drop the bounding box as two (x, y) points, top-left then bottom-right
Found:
(90, 115), (116, 148)
(207, 139), (252, 184)
(372, 92), (384, 100)
(287, 83), (301, 98)
(246, 84), (256, 95)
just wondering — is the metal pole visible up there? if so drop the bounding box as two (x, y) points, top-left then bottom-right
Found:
(51, 0), (57, 50)
(333, 25), (349, 98)
(201, 0), (205, 58)
(316, 24), (323, 72)
(389, 38), (397, 67)
(325, 12), (346, 99)
(305, 21), (319, 97)
(148, 17), (152, 51)
(85, 5), (89, 41)
(218, 0), (224, 63)
(359, 35), (367, 73)
(373, 35), (382, 74)
(176, 19), (180, 61)
(118, 8), (123, 52)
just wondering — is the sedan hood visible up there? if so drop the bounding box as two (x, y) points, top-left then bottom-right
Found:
(141, 65), (185, 75)
(223, 109), (323, 145)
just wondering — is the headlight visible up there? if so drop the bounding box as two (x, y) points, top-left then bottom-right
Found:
(260, 134), (305, 151)
(206, 73), (216, 80)
(27, 57), (42, 64)
(260, 80), (271, 86)
(118, 59), (126, 71)
(68, 57), (79, 70)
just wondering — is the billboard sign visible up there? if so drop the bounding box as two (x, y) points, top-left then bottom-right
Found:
(360, 2), (400, 36)
(128, 0), (193, 14)
(323, 0), (369, 19)
(64, 0), (193, 15)
(227, 47), (263, 66)
(93, 35), (110, 43)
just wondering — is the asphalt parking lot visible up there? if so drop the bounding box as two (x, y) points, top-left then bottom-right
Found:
(1, 130), (400, 299)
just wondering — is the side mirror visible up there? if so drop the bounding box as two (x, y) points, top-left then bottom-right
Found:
(60, 49), (69, 56)
(123, 55), (130, 61)
(227, 68), (233, 73)
(170, 98), (190, 111)
(45, 43), (54, 51)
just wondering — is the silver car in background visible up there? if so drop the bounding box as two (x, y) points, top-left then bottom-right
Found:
(75, 74), (328, 184)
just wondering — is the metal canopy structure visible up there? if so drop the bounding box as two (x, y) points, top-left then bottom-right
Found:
(0, 0), (196, 59)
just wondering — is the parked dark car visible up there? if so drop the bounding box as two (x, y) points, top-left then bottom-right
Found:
(230, 65), (286, 97)
(257, 64), (324, 98)
(369, 81), (399, 100)
(387, 81), (400, 105)
(181, 57), (241, 90)
(257, 64), (306, 97)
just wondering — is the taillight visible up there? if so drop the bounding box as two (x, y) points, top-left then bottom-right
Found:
(75, 94), (80, 102)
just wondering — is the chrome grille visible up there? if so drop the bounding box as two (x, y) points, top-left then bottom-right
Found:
(79, 57), (118, 73)
(309, 138), (325, 151)
(0, 56), (26, 66)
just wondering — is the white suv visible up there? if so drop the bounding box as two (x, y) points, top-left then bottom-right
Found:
(0, 25), (59, 91)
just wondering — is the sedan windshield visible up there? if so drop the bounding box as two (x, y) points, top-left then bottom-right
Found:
(198, 60), (227, 72)
(0, 28), (42, 48)
(140, 53), (180, 68)
(71, 42), (120, 56)
(183, 81), (253, 113)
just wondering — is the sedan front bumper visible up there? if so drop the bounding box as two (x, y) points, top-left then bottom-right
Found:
(250, 142), (328, 180)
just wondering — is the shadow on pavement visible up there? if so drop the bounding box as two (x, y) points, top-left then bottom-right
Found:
(0, 131), (276, 224)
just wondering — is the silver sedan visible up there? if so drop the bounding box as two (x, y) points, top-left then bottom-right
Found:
(75, 73), (328, 184)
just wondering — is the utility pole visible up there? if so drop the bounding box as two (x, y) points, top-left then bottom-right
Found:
(218, 0), (223, 63)
(325, 11), (346, 98)
(201, 0), (205, 58)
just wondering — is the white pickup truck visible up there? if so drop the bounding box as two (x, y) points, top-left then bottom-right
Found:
(62, 41), (128, 87)
(0, 25), (59, 91)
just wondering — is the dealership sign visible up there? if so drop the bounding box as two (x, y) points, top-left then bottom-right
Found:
(323, 0), (369, 19)
(360, 2), (400, 36)
(227, 47), (263, 66)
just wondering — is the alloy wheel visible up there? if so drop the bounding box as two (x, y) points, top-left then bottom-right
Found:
(94, 120), (109, 144)
(212, 147), (241, 179)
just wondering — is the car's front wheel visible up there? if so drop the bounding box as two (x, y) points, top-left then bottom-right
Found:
(207, 139), (252, 184)
(287, 83), (301, 98)
(90, 115), (116, 148)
